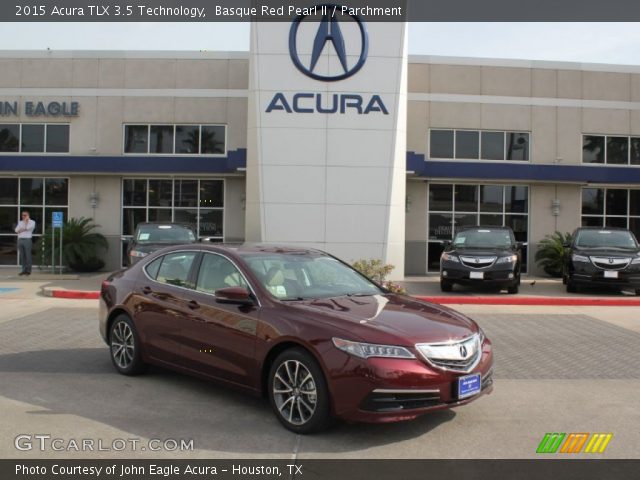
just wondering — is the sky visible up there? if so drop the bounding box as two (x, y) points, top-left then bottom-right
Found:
(1, 22), (640, 65)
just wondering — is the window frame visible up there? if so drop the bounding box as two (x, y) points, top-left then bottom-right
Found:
(123, 123), (227, 157)
(0, 123), (70, 155)
(580, 186), (640, 234)
(582, 134), (640, 166)
(428, 128), (531, 163)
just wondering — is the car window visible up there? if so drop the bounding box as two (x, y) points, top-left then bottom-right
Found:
(196, 253), (248, 294)
(575, 230), (638, 248)
(155, 252), (198, 288)
(145, 256), (162, 279)
(136, 225), (196, 244)
(453, 229), (513, 248)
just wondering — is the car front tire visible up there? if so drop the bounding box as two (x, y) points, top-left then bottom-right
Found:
(268, 348), (331, 434)
(109, 314), (147, 376)
(507, 284), (519, 294)
(440, 279), (453, 292)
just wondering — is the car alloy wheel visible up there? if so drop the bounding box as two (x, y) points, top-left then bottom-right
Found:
(109, 315), (146, 375)
(269, 349), (330, 433)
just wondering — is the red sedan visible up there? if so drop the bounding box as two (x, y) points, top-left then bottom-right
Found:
(99, 244), (494, 433)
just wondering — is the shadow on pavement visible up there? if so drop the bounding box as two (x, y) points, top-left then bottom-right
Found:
(0, 347), (455, 454)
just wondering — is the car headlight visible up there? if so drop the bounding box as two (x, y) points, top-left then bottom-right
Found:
(496, 254), (517, 264)
(129, 250), (148, 258)
(478, 328), (486, 344)
(632, 254), (640, 265)
(332, 338), (416, 359)
(572, 254), (589, 263)
(441, 252), (460, 263)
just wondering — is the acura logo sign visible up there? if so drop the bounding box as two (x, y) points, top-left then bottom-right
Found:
(460, 345), (468, 358)
(289, 4), (369, 82)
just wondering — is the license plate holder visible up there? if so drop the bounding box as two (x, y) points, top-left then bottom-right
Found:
(469, 271), (484, 280)
(604, 271), (618, 279)
(458, 373), (481, 399)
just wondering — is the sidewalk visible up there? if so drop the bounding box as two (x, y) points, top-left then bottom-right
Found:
(0, 268), (110, 299)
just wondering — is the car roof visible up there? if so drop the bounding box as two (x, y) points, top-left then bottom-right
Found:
(136, 222), (194, 229)
(163, 243), (329, 256)
(575, 226), (631, 232)
(458, 225), (513, 232)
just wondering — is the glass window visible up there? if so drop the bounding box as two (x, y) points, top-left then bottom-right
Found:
(196, 254), (247, 294)
(630, 217), (640, 239)
(631, 191), (640, 216)
(21, 125), (45, 152)
(429, 184), (453, 211)
(506, 132), (529, 161)
(505, 186), (528, 213)
(199, 210), (223, 237)
(427, 241), (445, 272)
(0, 207), (18, 234)
(173, 209), (198, 228)
(480, 214), (503, 226)
(20, 178), (44, 205)
(145, 257), (163, 280)
(583, 135), (605, 163)
(147, 209), (172, 223)
(606, 189), (628, 216)
(0, 125), (19, 152)
(582, 216), (603, 228)
(199, 180), (224, 208)
(453, 213), (478, 236)
(0, 178), (18, 204)
(605, 217), (628, 229)
(150, 125), (174, 154)
(481, 131), (504, 160)
(455, 130), (479, 159)
(175, 125), (200, 154)
(479, 185), (503, 212)
(0, 236), (18, 266)
(201, 126), (225, 154)
(582, 188), (604, 215)
(122, 208), (146, 236)
(505, 215), (528, 242)
(46, 125), (69, 153)
(156, 251), (197, 288)
(174, 180), (198, 207)
(606, 136), (629, 164)
(454, 185), (478, 212)
(631, 137), (640, 165)
(430, 130), (454, 159)
(148, 179), (173, 207)
(123, 179), (147, 207)
(45, 178), (68, 206)
(429, 213), (453, 240)
(124, 125), (148, 153)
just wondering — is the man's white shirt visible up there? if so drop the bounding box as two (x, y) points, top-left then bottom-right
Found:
(15, 219), (36, 239)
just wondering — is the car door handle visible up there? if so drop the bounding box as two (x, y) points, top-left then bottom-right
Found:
(142, 286), (152, 295)
(188, 300), (200, 310)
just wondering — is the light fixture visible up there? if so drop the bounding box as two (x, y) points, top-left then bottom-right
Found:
(551, 198), (560, 216)
(90, 192), (99, 208)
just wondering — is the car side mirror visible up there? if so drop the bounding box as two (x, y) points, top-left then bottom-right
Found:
(215, 287), (255, 305)
(199, 236), (213, 243)
(441, 240), (452, 248)
(516, 241), (527, 249)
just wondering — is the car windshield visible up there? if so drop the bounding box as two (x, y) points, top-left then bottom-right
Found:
(136, 225), (196, 244)
(575, 230), (638, 249)
(453, 229), (513, 248)
(239, 252), (383, 301)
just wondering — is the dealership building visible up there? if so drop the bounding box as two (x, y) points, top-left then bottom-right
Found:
(1, 20), (640, 278)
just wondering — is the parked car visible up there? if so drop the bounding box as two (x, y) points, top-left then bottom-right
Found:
(563, 227), (640, 294)
(125, 222), (197, 266)
(440, 226), (523, 294)
(100, 244), (494, 433)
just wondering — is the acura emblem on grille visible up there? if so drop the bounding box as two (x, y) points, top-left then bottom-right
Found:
(609, 258), (614, 264)
(475, 259), (479, 264)
(460, 345), (468, 358)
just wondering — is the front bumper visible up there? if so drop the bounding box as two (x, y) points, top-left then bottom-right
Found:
(326, 340), (494, 423)
(569, 265), (640, 289)
(441, 263), (517, 286)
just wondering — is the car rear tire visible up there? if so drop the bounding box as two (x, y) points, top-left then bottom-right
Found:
(268, 348), (331, 434)
(440, 279), (453, 292)
(109, 314), (147, 376)
(507, 284), (519, 294)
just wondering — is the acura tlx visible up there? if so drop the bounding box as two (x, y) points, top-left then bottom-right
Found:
(100, 244), (493, 433)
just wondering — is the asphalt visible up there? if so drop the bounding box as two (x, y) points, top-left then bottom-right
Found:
(0, 289), (638, 459)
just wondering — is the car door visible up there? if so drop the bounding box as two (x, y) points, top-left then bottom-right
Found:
(133, 250), (200, 366)
(174, 252), (260, 387)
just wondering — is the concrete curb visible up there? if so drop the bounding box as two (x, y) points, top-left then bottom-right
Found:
(41, 287), (100, 300)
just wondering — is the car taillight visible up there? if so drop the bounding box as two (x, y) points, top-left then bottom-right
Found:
(101, 280), (110, 293)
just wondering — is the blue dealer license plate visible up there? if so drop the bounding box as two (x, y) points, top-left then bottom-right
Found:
(458, 373), (481, 399)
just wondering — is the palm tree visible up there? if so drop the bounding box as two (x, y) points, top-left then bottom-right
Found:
(534, 231), (572, 277)
(38, 217), (108, 272)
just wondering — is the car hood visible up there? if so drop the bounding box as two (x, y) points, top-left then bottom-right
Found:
(450, 247), (515, 257)
(573, 246), (640, 256)
(287, 294), (479, 346)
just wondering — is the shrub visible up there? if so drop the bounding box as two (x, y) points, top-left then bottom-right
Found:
(534, 231), (572, 277)
(352, 258), (407, 295)
(38, 217), (108, 272)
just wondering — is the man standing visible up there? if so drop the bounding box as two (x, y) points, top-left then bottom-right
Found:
(15, 210), (35, 276)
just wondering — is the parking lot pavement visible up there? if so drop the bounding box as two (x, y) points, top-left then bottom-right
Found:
(0, 298), (639, 459)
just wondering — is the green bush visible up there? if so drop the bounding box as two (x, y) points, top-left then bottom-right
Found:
(351, 258), (406, 295)
(37, 217), (108, 272)
(534, 231), (572, 277)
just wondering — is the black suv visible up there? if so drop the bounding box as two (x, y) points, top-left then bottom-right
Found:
(440, 226), (523, 294)
(563, 227), (640, 294)
(125, 222), (197, 266)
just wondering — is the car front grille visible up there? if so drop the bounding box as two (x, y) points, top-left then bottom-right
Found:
(416, 334), (482, 373)
(459, 256), (497, 269)
(590, 256), (631, 270)
(360, 390), (441, 412)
